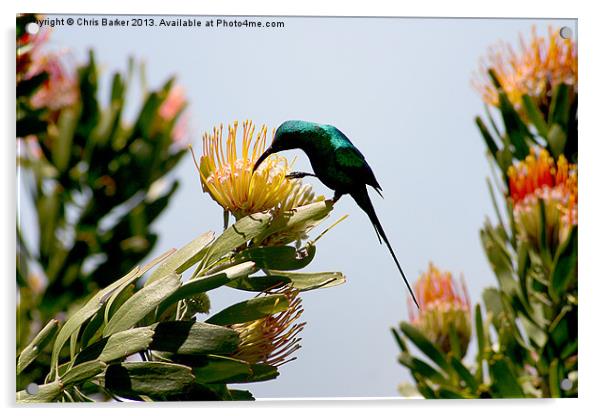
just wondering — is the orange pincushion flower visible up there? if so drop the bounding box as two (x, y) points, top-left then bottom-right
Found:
(508, 147), (577, 249)
(474, 26), (577, 113)
(409, 263), (471, 356)
(230, 287), (305, 367)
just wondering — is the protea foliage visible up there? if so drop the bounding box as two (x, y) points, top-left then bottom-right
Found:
(392, 26), (577, 399)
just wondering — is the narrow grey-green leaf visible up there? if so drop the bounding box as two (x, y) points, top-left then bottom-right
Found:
(193, 356), (252, 384)
(232, 245), (316, 271)
(104, 273), (181, 336)
(548, 123), (567, 159)
(253, 200), (333, 243)
(157, 261), (256, 317)
(550, 227), (577, 302)
(146, 231), (214, 286)
(103, 362), (195, 399)
(150, 321), (239, 355)
(476, 116), (499, 157)
(521, 94), (549, 137)
(400, 322), (451, 373)
(228, 270), (345, 292)
(450, 356), (479, 392)
(61, 360), (106, 387)
(206, 294), (289, 326)
(398, 353), (447, 385)
(549, 359), (561, 398)
(17, 380), (62, 403)
(75, 327), (155, 364)
(51, 265), (143, 373)
(17, 319), (59, 375)
(200, 212), (273, 269)
(490, 358), (525, 398)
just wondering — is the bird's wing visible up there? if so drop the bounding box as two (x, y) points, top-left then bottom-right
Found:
(334, 146), (383, 193)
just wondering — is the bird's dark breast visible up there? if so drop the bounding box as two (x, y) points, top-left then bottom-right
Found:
(308, 151), (355, 192)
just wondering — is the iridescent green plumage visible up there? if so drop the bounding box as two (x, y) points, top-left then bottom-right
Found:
(253, 120), (419, 308)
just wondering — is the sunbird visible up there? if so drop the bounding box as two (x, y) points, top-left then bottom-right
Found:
(253, 120), (419, 308)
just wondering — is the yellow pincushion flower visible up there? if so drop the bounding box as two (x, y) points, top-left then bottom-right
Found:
(409, 263), (471, 356)
(474, 26), (577, 113)
(193, 120), (320, 220)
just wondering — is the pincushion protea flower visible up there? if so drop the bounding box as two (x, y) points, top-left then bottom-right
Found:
(474, 26), (577, 114)
(193, 120), (320, 220)
(156, 84), (189, 147)
(27, 53), (78, 111)
(17, 24), (78, 113)
(230, 287), (305, 366)
(409, 263), (471, 356)
(508, 147), (577, 250)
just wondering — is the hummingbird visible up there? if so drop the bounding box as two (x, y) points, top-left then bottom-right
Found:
(253, 120), (419, 308)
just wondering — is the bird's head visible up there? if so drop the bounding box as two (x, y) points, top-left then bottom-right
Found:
(253, 120), (316, 173)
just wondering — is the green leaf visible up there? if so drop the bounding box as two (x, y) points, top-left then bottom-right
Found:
(200, 212), (274, 270)
(495, 147), (514, 179)
(17, 319), (59, 375)
(51, 265), (144, 374)
(206, 294), (289, 326)
(75, 327), (155, 364)
(156, 261), (256, 316)
(228, 270), (346, 292)
(232, 244), (316, 271)
(549, 227), (577, 302)
(192, 356), (279, 384)
(482, 288), (506, 330)
(229, 389), (255, 401)
(146, 231), (214, 286)
(480, 225), (516, 294)
(448, 325), (462, 359)
(103, 362), (195, 399)
(17, 380), (62, 403)
(245, 363), (280, 382)
(487, 69), (502, 89)
(398, 354), (447, 385)
(450, 357), (478, 392)
(549, 359), (561, 398)
(149, 321), (239, 355)
(193, 356), (252, 384)
(80, 308), (106, 348)
(548, 83), (570, 129)
(253, 200), (334, 243)
(105, 283), (135, 323)
(391, 327), (409, 353)
(521, 94), (549, 137)
(547, 123), (567, 159)
(53, 107), (78, 173)
(61, 360), (106, 387)
(476, 116), (499, 157)
(498, 92), (532, 159)
(437, 387), (468, 399)
(17, 71), (49, 97)
(103, 272), (181, 336)
(134, 92), (162, 138)
(489, 358), (525, 398)
(400, 322), (451, 373)
(475, 304), (486, 362)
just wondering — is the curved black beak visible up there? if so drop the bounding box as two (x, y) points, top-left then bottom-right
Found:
(253, 146), (274, 173)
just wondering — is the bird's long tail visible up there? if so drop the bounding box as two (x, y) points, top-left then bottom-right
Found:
(350, 188), (420, 309)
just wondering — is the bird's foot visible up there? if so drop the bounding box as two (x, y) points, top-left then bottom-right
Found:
(331, 191), (343, 204)
(286, 171), (316, 180)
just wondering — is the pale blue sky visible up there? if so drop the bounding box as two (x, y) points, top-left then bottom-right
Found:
(22, 15), (576, 398)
